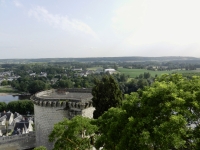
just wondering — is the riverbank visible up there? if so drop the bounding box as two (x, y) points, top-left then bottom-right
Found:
(0, 86), (18, 93)
(0, 93), (14, 96)
(0, 93), (26, 96)
(0, 93), (31, 104)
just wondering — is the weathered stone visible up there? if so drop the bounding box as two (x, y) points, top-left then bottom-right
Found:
(0, 132), (36, 150)
(31, 89), (95, 150)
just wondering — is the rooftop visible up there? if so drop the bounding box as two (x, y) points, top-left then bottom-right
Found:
(32, 88), (93, 102)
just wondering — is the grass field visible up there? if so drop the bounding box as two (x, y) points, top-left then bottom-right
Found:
(0, 86), (18, 93)
(87, 67), (103, 70)
(118, 68), (199, 78)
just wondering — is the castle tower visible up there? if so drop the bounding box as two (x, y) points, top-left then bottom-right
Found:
(31, 89), (95, 150)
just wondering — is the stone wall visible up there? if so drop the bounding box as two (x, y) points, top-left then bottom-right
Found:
(34, 104), (68, 150)
(0, 132), (35, 150)
(35, 89), (54, 97)
(82, 107), (95, 119)
(33, 89), (95, 150)
(34, 104), (95, 150)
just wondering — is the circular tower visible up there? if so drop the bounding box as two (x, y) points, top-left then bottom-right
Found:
(31, 89), (94, 150)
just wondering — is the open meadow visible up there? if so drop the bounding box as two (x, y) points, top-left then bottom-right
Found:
(117, 68), (200, 78)
(0, 86), (18, 93)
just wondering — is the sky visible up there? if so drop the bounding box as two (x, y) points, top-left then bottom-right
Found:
(1, 0), (200, 58)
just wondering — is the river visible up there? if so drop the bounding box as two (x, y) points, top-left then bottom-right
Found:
(0, 94), (31, 103)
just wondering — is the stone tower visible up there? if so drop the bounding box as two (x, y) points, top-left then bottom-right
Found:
(31, 88), (95, 150)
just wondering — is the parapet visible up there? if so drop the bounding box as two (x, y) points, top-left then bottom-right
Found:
(32, 89), (95, 149)
(0, 132), (36, 150)
(30, 89), (93, 110)
(0, 132), (35, 142)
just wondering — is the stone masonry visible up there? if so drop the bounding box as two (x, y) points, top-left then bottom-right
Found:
(31, 88), (95, 150)
(0, 132), (36, 150)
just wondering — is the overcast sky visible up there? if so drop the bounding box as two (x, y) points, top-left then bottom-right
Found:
(1, 0), (200, 58)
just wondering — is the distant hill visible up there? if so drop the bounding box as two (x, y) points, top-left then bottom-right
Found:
(0, 56), (200, 63)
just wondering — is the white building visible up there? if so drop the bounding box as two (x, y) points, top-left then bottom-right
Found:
(104, 69), (116, 74)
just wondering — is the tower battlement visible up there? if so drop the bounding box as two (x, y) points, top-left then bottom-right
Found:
(31, 88), (95, 150)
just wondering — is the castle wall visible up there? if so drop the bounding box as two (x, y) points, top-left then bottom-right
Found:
(35, 89), (54, 97)
(32, 89), (94, 150)
(34, 104), (68, 150)
(82, 107), (95, 119)
(0, 132), (35, 150)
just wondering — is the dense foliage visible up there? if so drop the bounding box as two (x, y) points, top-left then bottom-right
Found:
(0, 102), (7, 112)
(92, 75), (123, 119)
(6, 100), (34, 115)
(95, 74), (200, 149)
(123, 72), (153, 94)
(28, 80), (48, 94)
(11, 77), (49, 94)
(48, 73), (200, 150)
(49, 116), (98, 150)
(33, 146), (47, 150)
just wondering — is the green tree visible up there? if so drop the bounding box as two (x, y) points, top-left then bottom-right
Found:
(58, 79), (73, 88)
(7, 100), (34, 115)
(125, 79), (138, 94)
(34, 146), (47, 150)
(49, 116), (97, 150)
(1, 80), (8, 86)
(0, 102), (7, 112)
(92, 75), (123, 119)
(47, 74), (54, 80)
(143, 72), (151, 79)
(95, 74), (200, 150)
(119, 74), (127, 82)
(137, 78), (149, 89)
(28, 80), (47, 94)
(113, 64), (118, 70)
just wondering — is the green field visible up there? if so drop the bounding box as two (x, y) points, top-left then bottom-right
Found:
(87, 67), (103, 70)
(118, 68), (200, 78)
(0, 86), (18, 93)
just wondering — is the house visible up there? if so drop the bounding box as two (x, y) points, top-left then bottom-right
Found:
(0, 111), (14, 125)
(51, 78), (59, 84)
(0, 111), (34, 137)
(0, 111), (14, 136)
(39, 72), (47, 77)
(104, 69), (116, 74)
(13, 119), (33, 135)
(86, 70), (94, 75)
(12, 112), (23, 126)
(29, 73), (36, 77)
(0, 115), (7, 125)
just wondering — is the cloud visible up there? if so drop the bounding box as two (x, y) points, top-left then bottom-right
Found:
(112, 0), (200, 50)
(13, 0), (23, 7)
(112, 0), (147, 35)
(28, 6), (97, 38)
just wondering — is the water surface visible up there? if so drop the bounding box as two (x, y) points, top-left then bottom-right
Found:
(0, 95), (31, 103)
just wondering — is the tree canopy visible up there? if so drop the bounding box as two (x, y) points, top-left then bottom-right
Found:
(0, 102), (7, 112)
(48, 74), (200, 150)
(92, 75), (123, 119)
(28, 80), (47, 94)
(7, 100), (34, 115)
(94, 74), (200, 149)
(49, 115), (97, 150)
(34, 146), (47, 150)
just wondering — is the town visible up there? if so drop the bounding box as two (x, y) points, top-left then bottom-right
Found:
(1, 0), (200, 149)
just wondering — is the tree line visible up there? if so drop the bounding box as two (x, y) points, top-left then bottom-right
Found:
(0, 100), (34, 115)
(1, 61), (200, 95)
